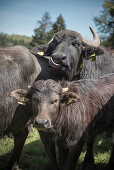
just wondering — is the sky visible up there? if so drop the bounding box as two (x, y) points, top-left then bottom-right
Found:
(0, 0), (104, 40)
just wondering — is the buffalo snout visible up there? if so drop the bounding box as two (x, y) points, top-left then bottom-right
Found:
(52, 53), (67, 64)
(50, 53), (70, 71)
(33, 118), (51, 129)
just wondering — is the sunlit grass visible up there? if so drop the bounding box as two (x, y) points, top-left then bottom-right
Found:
(0, 129), (112, 170)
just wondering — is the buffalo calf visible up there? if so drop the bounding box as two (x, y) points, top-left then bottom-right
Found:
(11, 73), (114, 170)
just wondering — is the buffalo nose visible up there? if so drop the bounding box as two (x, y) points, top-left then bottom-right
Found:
(33, 118), (48, 128)
(36, 118), (48, 125)
(52, 53), (67, 64)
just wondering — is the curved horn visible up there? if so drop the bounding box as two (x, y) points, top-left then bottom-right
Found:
(82, 27), (100, 47)
(47, 36), (54, 45)
(49, 57), (59, 67)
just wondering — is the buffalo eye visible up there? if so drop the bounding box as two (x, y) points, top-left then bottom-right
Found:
(50, 98), (58, 104)
(50, 101), (54, 104)
(71, 40), (80, 46)
(62, 56), (67, 60)
(54, 99), (58, 103)
(71, 40), (76, 46)
(77, 42), (81, 46)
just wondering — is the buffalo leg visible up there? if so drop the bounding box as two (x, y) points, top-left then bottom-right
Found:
(108, 144), (114, 170)
(5, 128), (28, 170)
(62, 138), (85, 170)
(57, 140), (69, 170)
(81, 138), (95, 170)
(38, 130), (58, 170)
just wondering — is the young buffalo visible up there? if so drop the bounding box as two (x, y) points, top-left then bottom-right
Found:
(11, 73), (114, 170)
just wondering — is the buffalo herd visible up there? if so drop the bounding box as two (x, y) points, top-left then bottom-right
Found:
(0, 27), (114, 170)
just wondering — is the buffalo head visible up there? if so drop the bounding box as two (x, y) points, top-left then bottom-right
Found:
(11, 80), (79, 131)
(45, 27), (104, 80)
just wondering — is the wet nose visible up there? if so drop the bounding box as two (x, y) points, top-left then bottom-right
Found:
(36, 118), (48, 125)
(52, 53), (67, 64)
(33, 118), (48, 128)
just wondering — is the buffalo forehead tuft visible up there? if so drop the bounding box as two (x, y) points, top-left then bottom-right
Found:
(30, 79), (62, 94)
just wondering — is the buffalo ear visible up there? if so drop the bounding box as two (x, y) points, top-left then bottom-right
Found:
(83, 46), (104, 60)
(61, 92), (80, 106)
(94, 46), (104, 56)
(10, 89), (29, 105)
(30, 45), (47, 56)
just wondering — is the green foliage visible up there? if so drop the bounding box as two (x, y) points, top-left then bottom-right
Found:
(30, 12), (66, 47)
(93, 0), (114, 48)
(94, 0), (114, 34)
(0, 12), (66, 48)
(52, 14), (66, 33)
(0, 33), (32, 48)
(102, 33), (114, 47)
(0, 130), (112, 170)
(30, 12), (52, 46)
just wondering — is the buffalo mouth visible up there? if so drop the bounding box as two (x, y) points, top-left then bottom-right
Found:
(49, 57), (70, 71)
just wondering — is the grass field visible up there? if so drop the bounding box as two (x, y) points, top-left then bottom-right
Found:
(0, 128), (112, 170)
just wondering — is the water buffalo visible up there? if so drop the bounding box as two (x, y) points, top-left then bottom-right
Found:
(11, 74), (114, 170)
(37, 27), (113, 80)
(1, 42), (85, 169)
(1, 27), (113, 169)
(0, 45), (41, 169)
(0, 45), (66, 170)
(30, 27), (114, 169)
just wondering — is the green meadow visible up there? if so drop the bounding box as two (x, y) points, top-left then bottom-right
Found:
(0, 128), (112, 170)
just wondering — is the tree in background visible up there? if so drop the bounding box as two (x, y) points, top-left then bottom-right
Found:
(0, 33), (32, 48)
(94, 0), (114, 48)
(52, 14), (66, 33)
(31, 13), (66, 46)
(31, 12), (52, 46)
(0, 12), (66, 48)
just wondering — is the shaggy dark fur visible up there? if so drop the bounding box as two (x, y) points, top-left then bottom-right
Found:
(0, 46), (40, 136)
(41, 29), (114, 80)
(55, 75), (114, 143)
(30, 29), (114, 170)
(1, 27), (113, 170)
(29, 28), (114, 170)
(0, 44), (74, 169)
(0, 45), (41, 169)
(28, 74), (114, 170)
(81, 47), (114, 79)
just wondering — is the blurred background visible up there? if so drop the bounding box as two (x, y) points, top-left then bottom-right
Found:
(0, 0), (113, 49)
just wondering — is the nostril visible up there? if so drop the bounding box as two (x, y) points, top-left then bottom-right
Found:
(33, 121), (38, 128)
(62, 56), (67, 60)
(51, 54), (57, 59)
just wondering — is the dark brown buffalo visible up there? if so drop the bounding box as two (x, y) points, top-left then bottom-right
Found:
(0, 45), (41, 169)
(11, 74), (114, 170)
(31, 27), (113, 80)
(30, 27), (114, 169)
(1, 27), (113, 169)
(0, 43), (80, 170)
(0, 45), (66, 170)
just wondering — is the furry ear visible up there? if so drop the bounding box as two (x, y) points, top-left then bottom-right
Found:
(94, 46), (104, 56)
(10, 89), (29, 105)
(83, 46), (104, 61)
(37, 51), (44, 56)
(30, 45), (47, 56)
(61, 92), (80, 106)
